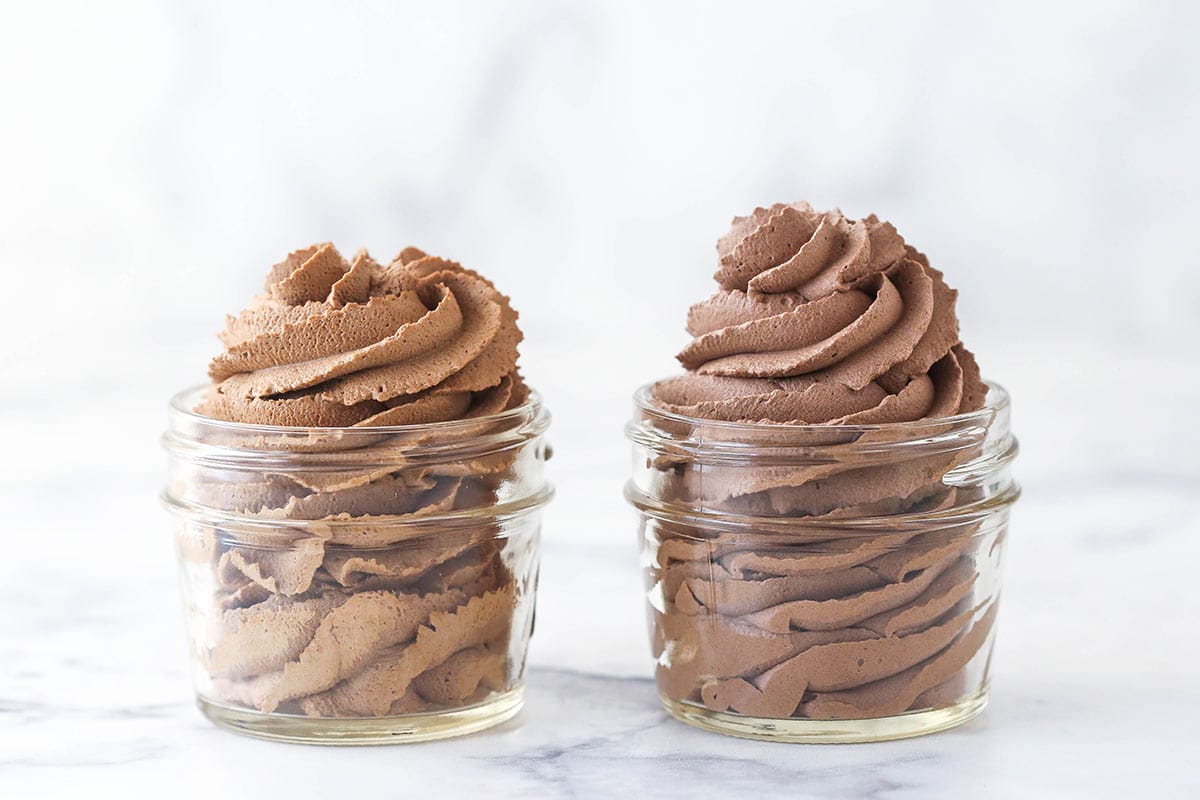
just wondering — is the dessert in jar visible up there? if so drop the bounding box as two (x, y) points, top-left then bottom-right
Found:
(163, 244), (552, 744)
(626, 202), (1019, 742)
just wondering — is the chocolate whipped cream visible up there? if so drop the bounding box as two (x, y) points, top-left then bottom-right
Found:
(656, 202), (985, 427)
(182, 244), (539, 719)
(201, 242), (525, 427)
(642, 202), (1001, 722)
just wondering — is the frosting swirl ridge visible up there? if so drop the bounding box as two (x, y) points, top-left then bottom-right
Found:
(176, 244), (546, 722)
(657, 202), (985, 425)
(200, 243), (525, 428)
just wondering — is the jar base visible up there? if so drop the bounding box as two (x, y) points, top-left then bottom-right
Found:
(659, 684), (988, 743)
(197, 685), (523, 745)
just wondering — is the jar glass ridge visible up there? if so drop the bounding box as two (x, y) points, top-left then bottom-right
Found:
(163, 387), (552, 745)
(626, 380), (1018, 743)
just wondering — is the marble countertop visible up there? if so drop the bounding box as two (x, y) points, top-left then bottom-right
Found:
(4, 1), (1199, 793)
(2, 347), (1197, 799)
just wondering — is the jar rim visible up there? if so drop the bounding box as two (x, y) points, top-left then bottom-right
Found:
(625, 377), (1019, 529)
(161, 485), (555, 531)
(630, 378), (1010, 435)
(163, 385), (554, 522)
(625, 480), (1019, 532)
(167, 384), (548, 438)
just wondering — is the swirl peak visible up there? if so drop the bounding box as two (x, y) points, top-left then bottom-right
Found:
(200, 243), (526, 427)
(659, 202), (986, 425)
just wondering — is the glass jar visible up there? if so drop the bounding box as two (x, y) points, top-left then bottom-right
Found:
(625, 381), (1018, 743)
(163, 387), (552, 744)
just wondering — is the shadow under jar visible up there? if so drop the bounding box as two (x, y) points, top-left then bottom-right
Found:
(626, 381), (1018, 743)
(163, 387), (552, 745)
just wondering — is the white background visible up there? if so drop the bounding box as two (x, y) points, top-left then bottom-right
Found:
(2, 2), (1197, 797)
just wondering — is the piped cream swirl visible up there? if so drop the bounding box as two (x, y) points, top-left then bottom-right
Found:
(183, 244), (539, 719)
(201, 243), (526, 427)
(640, 202), (1005, 724)
(655, 202), (985, 425)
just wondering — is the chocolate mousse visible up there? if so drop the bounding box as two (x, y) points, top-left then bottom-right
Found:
(643, 202), (1001, 723)
(184, 243), (536, 718)
(657, 203), (984, 429)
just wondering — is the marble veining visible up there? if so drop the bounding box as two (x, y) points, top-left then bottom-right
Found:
(2, 346), (1198, 800)
(3, 1), (1200, 796)
(3, 456), (1199, 799)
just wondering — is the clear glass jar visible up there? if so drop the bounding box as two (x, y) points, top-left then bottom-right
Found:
(626, 381), (1018, 743)
(163, 387), (552, 744)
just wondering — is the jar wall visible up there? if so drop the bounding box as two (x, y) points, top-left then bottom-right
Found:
(626, 381), (1018, 742)
(164, 387), (551, 743)
(639, 509), (1007, 725)
(174, 512), (541, 720)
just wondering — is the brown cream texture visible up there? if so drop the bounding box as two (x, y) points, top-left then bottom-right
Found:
(188, 244), (533, 717)
(656, 201), (984, 426)
(201, 242), (525, 427)
(647, 203), (997, 721)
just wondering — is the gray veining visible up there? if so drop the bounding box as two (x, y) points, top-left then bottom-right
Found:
(2, 1), (1199, 797)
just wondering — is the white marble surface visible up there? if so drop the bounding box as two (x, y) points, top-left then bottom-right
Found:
(3, 348), (1198, 798)
(3, 1), (1200, 797)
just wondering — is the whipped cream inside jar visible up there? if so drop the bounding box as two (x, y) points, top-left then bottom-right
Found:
(163, 243), (551, 744)
(626, 202), (1019, 742)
